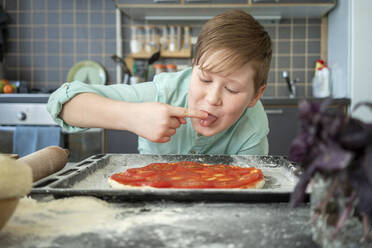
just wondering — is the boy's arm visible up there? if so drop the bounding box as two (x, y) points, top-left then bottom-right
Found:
(59, 92), (130, 130)
(47, 80), (158, 133)
(59, 92), (207, 143)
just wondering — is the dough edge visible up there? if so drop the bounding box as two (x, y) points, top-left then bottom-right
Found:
(108, 176), (265, 189)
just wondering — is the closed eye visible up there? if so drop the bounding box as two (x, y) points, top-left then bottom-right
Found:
(225, 87), (239, 94)
(200, 77), (212, 83)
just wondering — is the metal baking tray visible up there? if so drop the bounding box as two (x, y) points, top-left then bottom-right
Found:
(31, 154), (303, 202)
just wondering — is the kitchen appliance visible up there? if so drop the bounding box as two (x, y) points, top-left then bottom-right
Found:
(0, 94), (103, 161)
(31, 154), (303, 203)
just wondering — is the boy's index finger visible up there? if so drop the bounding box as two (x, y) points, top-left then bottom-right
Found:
(170, 106), (208, 119)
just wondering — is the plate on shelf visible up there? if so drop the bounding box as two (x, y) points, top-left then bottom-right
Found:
(67, 60), (107, 85)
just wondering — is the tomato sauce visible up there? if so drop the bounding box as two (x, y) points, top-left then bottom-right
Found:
(110, 161), (264, 189)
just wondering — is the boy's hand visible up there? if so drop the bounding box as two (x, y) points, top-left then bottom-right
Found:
(125, 102), (207, 143)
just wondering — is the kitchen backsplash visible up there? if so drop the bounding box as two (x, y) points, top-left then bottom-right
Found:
(3, 0), (322, 98)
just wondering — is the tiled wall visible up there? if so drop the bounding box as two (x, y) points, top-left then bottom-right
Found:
(3, 0), (322, 97)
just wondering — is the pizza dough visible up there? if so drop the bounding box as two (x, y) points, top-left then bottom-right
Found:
(108, 176), (265, 189)
(0, 155), (33, 200)
(108, 162), (265, 189)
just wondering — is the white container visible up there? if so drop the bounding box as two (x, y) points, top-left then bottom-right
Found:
(312, 67), (331, 98)
(169, 25), (176, 52)
(183, 26), (190, 50)
(130, 26), (143, 53)
(160, 25), (168, 50)
(144, 26), (152, 53)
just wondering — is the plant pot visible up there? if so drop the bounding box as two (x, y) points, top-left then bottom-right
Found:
(310, 174), (369, 248)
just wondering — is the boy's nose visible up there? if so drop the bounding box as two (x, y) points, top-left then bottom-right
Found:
(206, 86), (222, 106)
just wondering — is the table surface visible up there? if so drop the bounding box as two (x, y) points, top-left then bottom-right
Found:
(0, 196), (317, 248)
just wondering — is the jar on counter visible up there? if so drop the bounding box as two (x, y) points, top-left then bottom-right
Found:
(144, 25), (152, 53)
(169, 25), (176, 52)
(130, 25), (143, 54)
(150, 26), (159, 52)
(153, 64), (166, 74)
(160, 25), (168, 51)
(145, 25), (158, 53)
(176, 25), (182, 51)
(166, 64), (177, 72)
(183, 26), (190, 50)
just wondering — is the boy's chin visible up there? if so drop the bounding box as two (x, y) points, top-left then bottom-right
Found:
(191, 121), (219, 137)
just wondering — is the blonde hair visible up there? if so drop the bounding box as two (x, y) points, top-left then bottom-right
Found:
(193, 10), (272, 93)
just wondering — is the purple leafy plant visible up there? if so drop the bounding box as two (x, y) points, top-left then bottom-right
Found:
(288, 100), (372, 241)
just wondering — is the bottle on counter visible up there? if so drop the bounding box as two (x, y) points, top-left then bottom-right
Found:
(312, 60), (331, 98)
(130, 62), (146, 84)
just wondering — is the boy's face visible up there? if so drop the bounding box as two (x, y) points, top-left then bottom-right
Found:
(188, 58), (265, 137)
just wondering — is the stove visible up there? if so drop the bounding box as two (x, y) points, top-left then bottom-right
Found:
(0, 94), (55, 125)
(0, 94), (103, 161)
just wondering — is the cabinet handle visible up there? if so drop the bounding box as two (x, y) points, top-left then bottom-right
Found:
(265, 109), (284, 115)
(153, 0), (178, 3)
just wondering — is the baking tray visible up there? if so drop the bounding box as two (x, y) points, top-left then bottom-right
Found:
(31, 154), (304, 203)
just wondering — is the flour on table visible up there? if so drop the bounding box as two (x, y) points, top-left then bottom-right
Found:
(1, 196), (188, 247)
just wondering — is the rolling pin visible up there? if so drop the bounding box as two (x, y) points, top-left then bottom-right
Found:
(18, 146), (69, 182)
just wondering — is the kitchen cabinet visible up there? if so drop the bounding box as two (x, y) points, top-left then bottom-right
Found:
(265, 106), (298, 156)
(263, 98), (350, 156)
(105, 130), (138, 154)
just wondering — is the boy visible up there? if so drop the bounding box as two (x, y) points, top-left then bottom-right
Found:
(47, 10), (272, 155)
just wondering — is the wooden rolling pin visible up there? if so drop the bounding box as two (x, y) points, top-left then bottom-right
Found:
(18, 146), (69, 182)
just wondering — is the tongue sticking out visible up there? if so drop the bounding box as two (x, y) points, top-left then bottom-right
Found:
(199, 113), (217, 127)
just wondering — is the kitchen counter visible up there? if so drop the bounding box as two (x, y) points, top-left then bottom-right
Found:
(261, 97), (350, 106)
(0, 93), (350, 106)
(0, 196), (316, 248)
(0, 94), (51, 103)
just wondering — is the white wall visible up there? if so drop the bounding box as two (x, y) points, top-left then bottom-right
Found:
(350, 0), (372, 122)
(328, 0), (372, 122)
(328, 0), (350, 99)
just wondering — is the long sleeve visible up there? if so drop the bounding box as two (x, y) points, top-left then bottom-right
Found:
(47, 81), (157, 132)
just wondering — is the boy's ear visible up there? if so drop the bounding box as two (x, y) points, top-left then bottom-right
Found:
(247, 84), (266, 108)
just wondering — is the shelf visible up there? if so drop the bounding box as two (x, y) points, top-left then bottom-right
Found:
(130, 49), (192, 59)
(116, 1), (336, 20)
